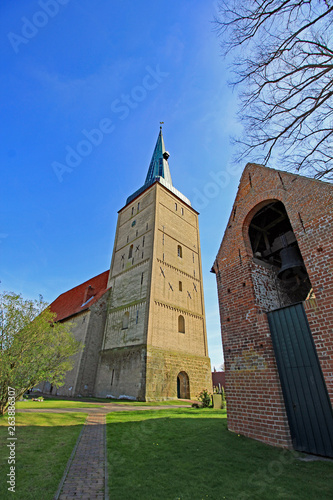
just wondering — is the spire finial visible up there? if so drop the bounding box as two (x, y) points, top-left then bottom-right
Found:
(160, 121), (164, 130)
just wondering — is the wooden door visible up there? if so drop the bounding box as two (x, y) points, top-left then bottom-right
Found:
(267, 303), (333, 457)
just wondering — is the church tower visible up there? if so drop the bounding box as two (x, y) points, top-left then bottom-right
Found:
(95, 128), (212, 400)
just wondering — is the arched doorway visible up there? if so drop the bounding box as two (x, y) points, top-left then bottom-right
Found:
(248, 200), (311, 303)
(177, 371), (190, 399)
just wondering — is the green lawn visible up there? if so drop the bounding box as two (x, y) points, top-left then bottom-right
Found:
(16, 399), (104, 410)
(106, 408), (333, 500)
(16, 396), (192, 408)
(0, 412), (87, 500)
(1, 407), (331, 500)
(68, 396), (193, 406)
(103, 398), (193, 406)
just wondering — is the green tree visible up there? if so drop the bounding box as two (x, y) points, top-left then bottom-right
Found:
(0, 292), (81, 415)
(215, 0), (333, 180)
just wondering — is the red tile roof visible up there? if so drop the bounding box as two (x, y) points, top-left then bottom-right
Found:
(50, 270), (110, 322)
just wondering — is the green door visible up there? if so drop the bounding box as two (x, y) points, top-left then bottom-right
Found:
(267, 303), (333, 457)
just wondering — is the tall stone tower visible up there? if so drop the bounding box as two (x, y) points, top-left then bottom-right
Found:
(95, 128), (212, 400)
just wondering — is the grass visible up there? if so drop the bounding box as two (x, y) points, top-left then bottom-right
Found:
(106, 408), (333, 500)
(16, 396), (192, 409)
(16, 399), (104, 410)
(102, 399), (193, 406)
(2, 405), (331, 499)
(0, 412), (87, 500)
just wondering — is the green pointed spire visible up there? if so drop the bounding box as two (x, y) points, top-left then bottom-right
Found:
(145, 126), (172, 187)
(126, 127), (191, 207)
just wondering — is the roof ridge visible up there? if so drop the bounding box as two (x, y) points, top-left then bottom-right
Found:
(244, 162), (333, 187)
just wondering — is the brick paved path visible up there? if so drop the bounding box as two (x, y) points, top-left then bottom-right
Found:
(56, 413), (108, 500)
(17, 402), (193, 499)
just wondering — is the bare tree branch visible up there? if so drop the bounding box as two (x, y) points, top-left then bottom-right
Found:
(215, 0), (333, 179)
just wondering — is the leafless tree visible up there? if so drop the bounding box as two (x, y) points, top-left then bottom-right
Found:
(215, 0), (333, 180)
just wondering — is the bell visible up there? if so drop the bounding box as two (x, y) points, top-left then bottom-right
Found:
(278, 246), (306, 280)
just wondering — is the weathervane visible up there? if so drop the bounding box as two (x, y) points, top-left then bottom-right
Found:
(160, 121), (164, 129)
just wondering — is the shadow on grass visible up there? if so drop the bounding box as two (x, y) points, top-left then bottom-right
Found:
(17, 395), (193, 408)
(0, 412), (87, 500)
(106, 408), (333, 500)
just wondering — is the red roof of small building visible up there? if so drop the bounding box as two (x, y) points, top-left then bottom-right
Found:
(50, 270), (110, 322)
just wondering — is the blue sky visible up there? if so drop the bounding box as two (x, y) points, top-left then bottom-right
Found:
(1, 0), (244, 370)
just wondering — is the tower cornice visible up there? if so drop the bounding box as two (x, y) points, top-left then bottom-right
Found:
(118, 180), (198, 215)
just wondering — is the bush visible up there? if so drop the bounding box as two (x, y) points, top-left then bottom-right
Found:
(197, 389), (211, 408)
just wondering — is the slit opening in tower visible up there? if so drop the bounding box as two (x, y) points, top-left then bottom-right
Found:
(248, 200), (312, 303)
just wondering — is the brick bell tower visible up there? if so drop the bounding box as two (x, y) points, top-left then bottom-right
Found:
(95, 127), (212, 400)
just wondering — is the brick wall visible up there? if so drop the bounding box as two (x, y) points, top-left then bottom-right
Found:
(42, 291), (110, 398)
(75, 290), (110, 397)
(50, 310), (90, 397)
(213, 163), (333, 448)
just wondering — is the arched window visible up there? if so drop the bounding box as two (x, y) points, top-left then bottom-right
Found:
(178, 315), (185, 333)
(128, 244), (133, 259)
(177, 245), (182, 258)
(122, 312), (129, 329)
(247, 199), (311, 304)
